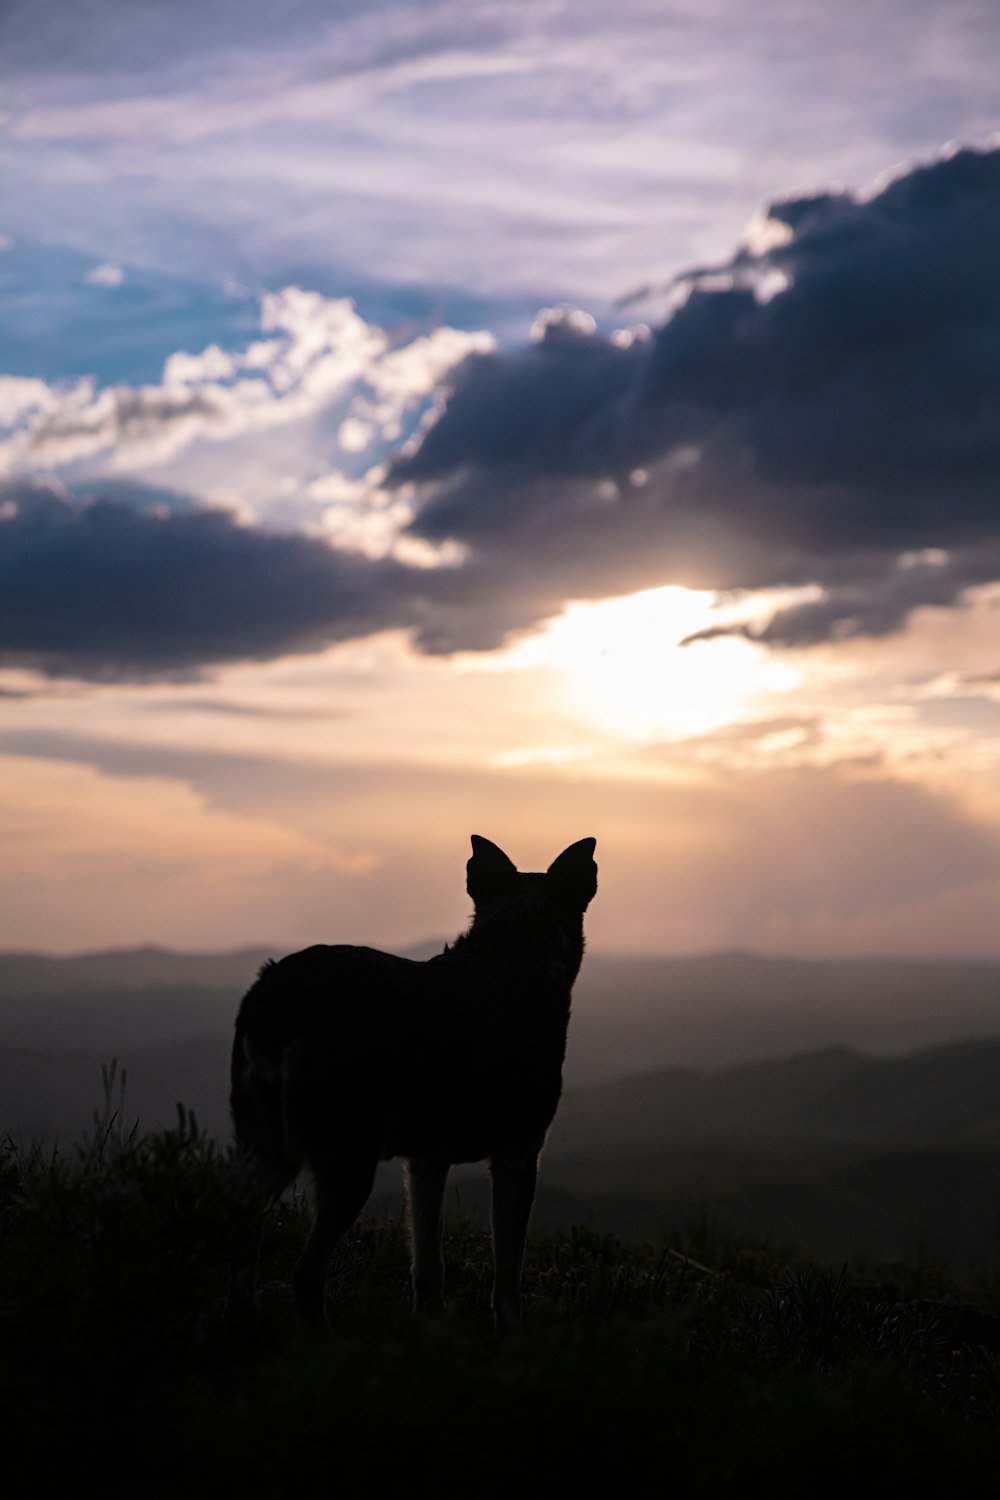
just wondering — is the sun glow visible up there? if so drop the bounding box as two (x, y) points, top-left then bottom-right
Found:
(511, 586), (800, 742)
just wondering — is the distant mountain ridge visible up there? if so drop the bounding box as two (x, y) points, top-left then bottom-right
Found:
(0, 944), (275, 995)
(3, 944), (1000, 1080)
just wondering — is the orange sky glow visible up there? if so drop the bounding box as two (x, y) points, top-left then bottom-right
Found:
(3, 5), (1000, 957)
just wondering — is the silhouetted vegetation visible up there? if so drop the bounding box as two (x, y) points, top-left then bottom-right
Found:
(6, 1093), (1000, 1497)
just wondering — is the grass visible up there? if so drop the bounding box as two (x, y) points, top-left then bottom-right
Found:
(5, 1085), (1000, 1497)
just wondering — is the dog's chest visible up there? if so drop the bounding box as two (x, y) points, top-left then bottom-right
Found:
(380, 990), (569, 1162)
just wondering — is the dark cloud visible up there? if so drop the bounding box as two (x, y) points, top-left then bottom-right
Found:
(390, 145), (1000, 648)
(0, 482), (414, 679)
(684, 546), (1000, 648)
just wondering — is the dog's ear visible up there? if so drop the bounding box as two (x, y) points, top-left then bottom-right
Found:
(547, 837), (598, 909)
(467, 835), (518, 905)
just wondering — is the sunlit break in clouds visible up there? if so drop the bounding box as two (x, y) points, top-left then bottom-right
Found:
(498, 587), (804, 743)
(1, 0), (1000, 957)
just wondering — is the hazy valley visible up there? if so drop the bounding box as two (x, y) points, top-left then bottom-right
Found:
(5, 944), (1000, 1268)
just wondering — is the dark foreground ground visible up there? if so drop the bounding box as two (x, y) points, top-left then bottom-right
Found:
(5, 1111), (1000, 1497)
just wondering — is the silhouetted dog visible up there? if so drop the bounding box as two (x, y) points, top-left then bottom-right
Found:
(229, 834), (597, 1330)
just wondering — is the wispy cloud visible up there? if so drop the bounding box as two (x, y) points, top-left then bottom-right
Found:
(3, 734), (998, 956)
(3, 2), (997, 301)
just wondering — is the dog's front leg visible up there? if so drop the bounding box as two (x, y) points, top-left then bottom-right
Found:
(404, 1157), (450, 1315)
(489, 1145), (540, 1332)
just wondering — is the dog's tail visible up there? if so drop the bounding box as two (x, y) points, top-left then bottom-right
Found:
(230, 964), (303, 1191)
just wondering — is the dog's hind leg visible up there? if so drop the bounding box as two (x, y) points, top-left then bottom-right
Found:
(489, 1145), (540, 1332)
(404, 1157), (450, 1315)
(292, 1151), (378, 1326)
(226, 1156), (294, 1341)
(227, 1049), (301, 1340)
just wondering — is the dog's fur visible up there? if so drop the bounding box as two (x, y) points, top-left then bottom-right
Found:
(229, 834), (597, 1330)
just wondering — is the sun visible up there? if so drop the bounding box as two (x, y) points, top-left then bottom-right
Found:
(515, 585), (800, 742)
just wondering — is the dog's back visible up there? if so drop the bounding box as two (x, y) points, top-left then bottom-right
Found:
(229, 835), (597, 1328)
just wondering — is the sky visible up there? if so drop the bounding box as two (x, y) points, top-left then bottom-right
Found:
(2, 0), (1000, 957)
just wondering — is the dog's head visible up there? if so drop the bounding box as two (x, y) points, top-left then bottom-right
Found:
(466, 835), (598, 913)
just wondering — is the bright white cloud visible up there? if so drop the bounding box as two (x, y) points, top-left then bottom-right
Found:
(0, 287), (491, 485)
(0, 376), (55, 428)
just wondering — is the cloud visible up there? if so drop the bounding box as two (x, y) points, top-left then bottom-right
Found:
(0, 482), (417, 679)
(84, 261), (124, 287)
(0, 287), (490, 477)
(387, 145), (1000, 648)
(5, 2), (998, 307)
(2, 731), (999, 957)
(683, 549), (1000, 648)
(0, 281), (493, 678)
(3, 147), (1000, 679)
(0, 375), (58, 427)
(0, 749), (364, 952)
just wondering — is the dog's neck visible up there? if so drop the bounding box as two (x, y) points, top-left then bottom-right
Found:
(445, 904), (585, 996)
